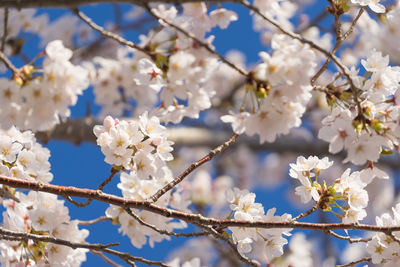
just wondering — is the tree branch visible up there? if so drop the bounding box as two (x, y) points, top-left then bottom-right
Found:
(149, 133), (239, 203)
(326, 230), (371, 244)
(91, 250), (124, 267)
(77, 216), (112, 225)
(0, 50), (19, 74)
(336, 257), (371, 267)
(2, 175), (400, 234)
(1, 8), (9, 52)
(0, 226), (119, 249)
(291, 196), (323, 221)
(34, 117), (400, 169)
(124, 207), (210, 237)
(194, 222), (260, 267)
(64, 167), (119, 207)
(72, 8), (152, 56)
(239, 0), (355, 90)
(0, 226), (169, 267)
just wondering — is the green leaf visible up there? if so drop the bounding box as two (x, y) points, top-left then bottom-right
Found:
(381, 149), (393, 155)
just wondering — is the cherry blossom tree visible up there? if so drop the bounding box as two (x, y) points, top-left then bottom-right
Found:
(0, 0), (400, 266)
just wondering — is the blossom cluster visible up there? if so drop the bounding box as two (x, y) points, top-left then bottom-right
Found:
(351, 2), (400, 63)
(0, 40), (89, 131)
(0, 126), (52, 184)
(89, 50), (163, 118)
(2, 1), (400, 266)
(0, 191), (88, 266)
(0, 9), (48, 71)
(351, 0), (385, 13)
(88, 3), (238, 123)
(222, 34), (317, 143)
(95, 113), (192, 248)
(227, 188), (292, 262)
(105, 164), (190, 248)
(289, 155), (388, 223)
(367, 203), (400, 266)
(94, 112), (173, 173)
(0, 126), (88, 266)
(252, 0), (296, 36)
(319, 50), (400, 165)
(0, 9), (92, 65)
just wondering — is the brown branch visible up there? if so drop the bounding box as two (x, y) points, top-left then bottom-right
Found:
(387, 232), (400, 246)
(78, 216), (112, 225)
(336, 257), (371, 267)
(211, 238), (242, 267)
(292, 196), (323, 221)
(0, 226), (119, 249)
(327, 230), (371, 244)
(342, 8), (365, 40)
(91, 250), (124, 267)
(3, 175), (400, 234)
(64, 167), (119, 207)
(307, 6), (367, 132)
(1, 8), (9, 52)
(194, 222), (260, 267)
(33, 118), (400, 169)
(149, 133), (239, 202)
(143, 4), (248, 77)
(0, 0), (241, 9)
(0, 50), (19, 74)
(124, 208), (210, 237)
(72, 8), (152, 56)
(311, 41), (341, 85)
(239, 0), (355, 91)
(328, 0), (342, 39)
(73, 16), (156, 60)
(0, 226), (169, 267)
(311, 7), (365, 85)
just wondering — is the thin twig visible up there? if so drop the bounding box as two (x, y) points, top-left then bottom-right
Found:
(195, 222), (260, 267)
(336, 257), (371, 267)
(327, 230), (371, 244)
(124, 208), (210, 237)
(149, 133), (239, 203)
(72, 8), (152, 56)
(387, 232), (400, 246)
(0, 226), (169, 267)
(311, 41), (341, 85)
(73, 16), (155, 60)
(311, 7), (365, 85)
(91, 250), (124, 267)
(78, 216), (112, 225)
(342, 8), (365, 40)
(0, 226), (119, 249)
(292, 196), (323, 221)
(239, 0), (354, 89)
(328, 0), (342, 39)
(211, 238), (242, 267)
(1, 8), (9, 52)
(64, 167), (119, 207)
(0, 50), (19, 74)
(144, 4), (248, 77)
